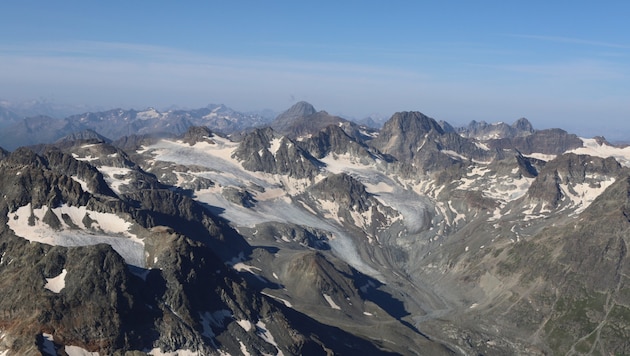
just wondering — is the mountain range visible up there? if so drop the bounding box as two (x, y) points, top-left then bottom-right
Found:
(0, 103), (277, 150)
(1, 101), (630, 355)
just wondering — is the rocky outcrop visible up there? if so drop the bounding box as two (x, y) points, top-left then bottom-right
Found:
(247, 222), (330, 249)
(181, 126), (216, 146)
(303, 173), (401, 240)
(232, 128), (322, 179)
(271, 101), (317, 132)
(308, 173), (372, 213)
(0, 234), (150, 355)
(0, 149), (91, 212)
(112, 133), (166, 151)
(43, 148), (116, 197)
(221, 186), (256, 208)
(526, 153), (623, 208)
(488, 128), (583, 155)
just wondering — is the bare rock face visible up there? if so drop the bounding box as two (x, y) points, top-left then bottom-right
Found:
(0, 236), (148, 355)
(488, 128), (584, 155)
(181, 125), (216, 146)
(271, 101), (317, 132)
(233, 127), (322, 179)
(0, 149), (91, 212)
(43, 148), (116, 197)
(371, 111), (444, 162)
(55, 129), (111, 145)
(308, 173), (372, 213)
(300, 124), (387, 164)
(371, 111), (493, 174)
(244, 221), (331, 249)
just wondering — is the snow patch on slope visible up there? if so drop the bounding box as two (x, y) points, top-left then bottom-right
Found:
(269, 137), (283, 155)
(97, 166), (133, 194)
(562, 175), (616, 215)
(7, 204), (144, 267)
(45, 269), (67, 293)
(458, 164), (534, 203)
(70, 176), (91, 193)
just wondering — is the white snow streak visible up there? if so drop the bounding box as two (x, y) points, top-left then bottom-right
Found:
(261, 292), (293, 308)
(323, 294), (341, 310)
(70, 176), (91, 193)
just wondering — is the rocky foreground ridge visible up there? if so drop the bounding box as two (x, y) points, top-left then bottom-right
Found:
(1, 102), (630, 355)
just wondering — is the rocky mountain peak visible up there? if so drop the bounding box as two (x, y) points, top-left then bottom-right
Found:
(55, 129), (111, 145)
(370, 111), (450, 164)
(512, 117), (534, 133)
(438, 120), (456, 133)
(385, 111), (444, 136)
(270, 101), (353, 139)
(277, 101), (317, 121)
(271, 101), (317, 131)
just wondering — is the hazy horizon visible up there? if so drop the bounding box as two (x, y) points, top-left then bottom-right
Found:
(1, 2), (629, 140)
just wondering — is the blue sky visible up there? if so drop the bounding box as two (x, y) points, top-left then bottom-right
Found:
(1, 1), (629, 139)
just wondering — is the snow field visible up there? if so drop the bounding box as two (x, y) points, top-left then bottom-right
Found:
(570, 138), (630, 167)
(97, 166), (133, 194)
(7, 204), (145, 267)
